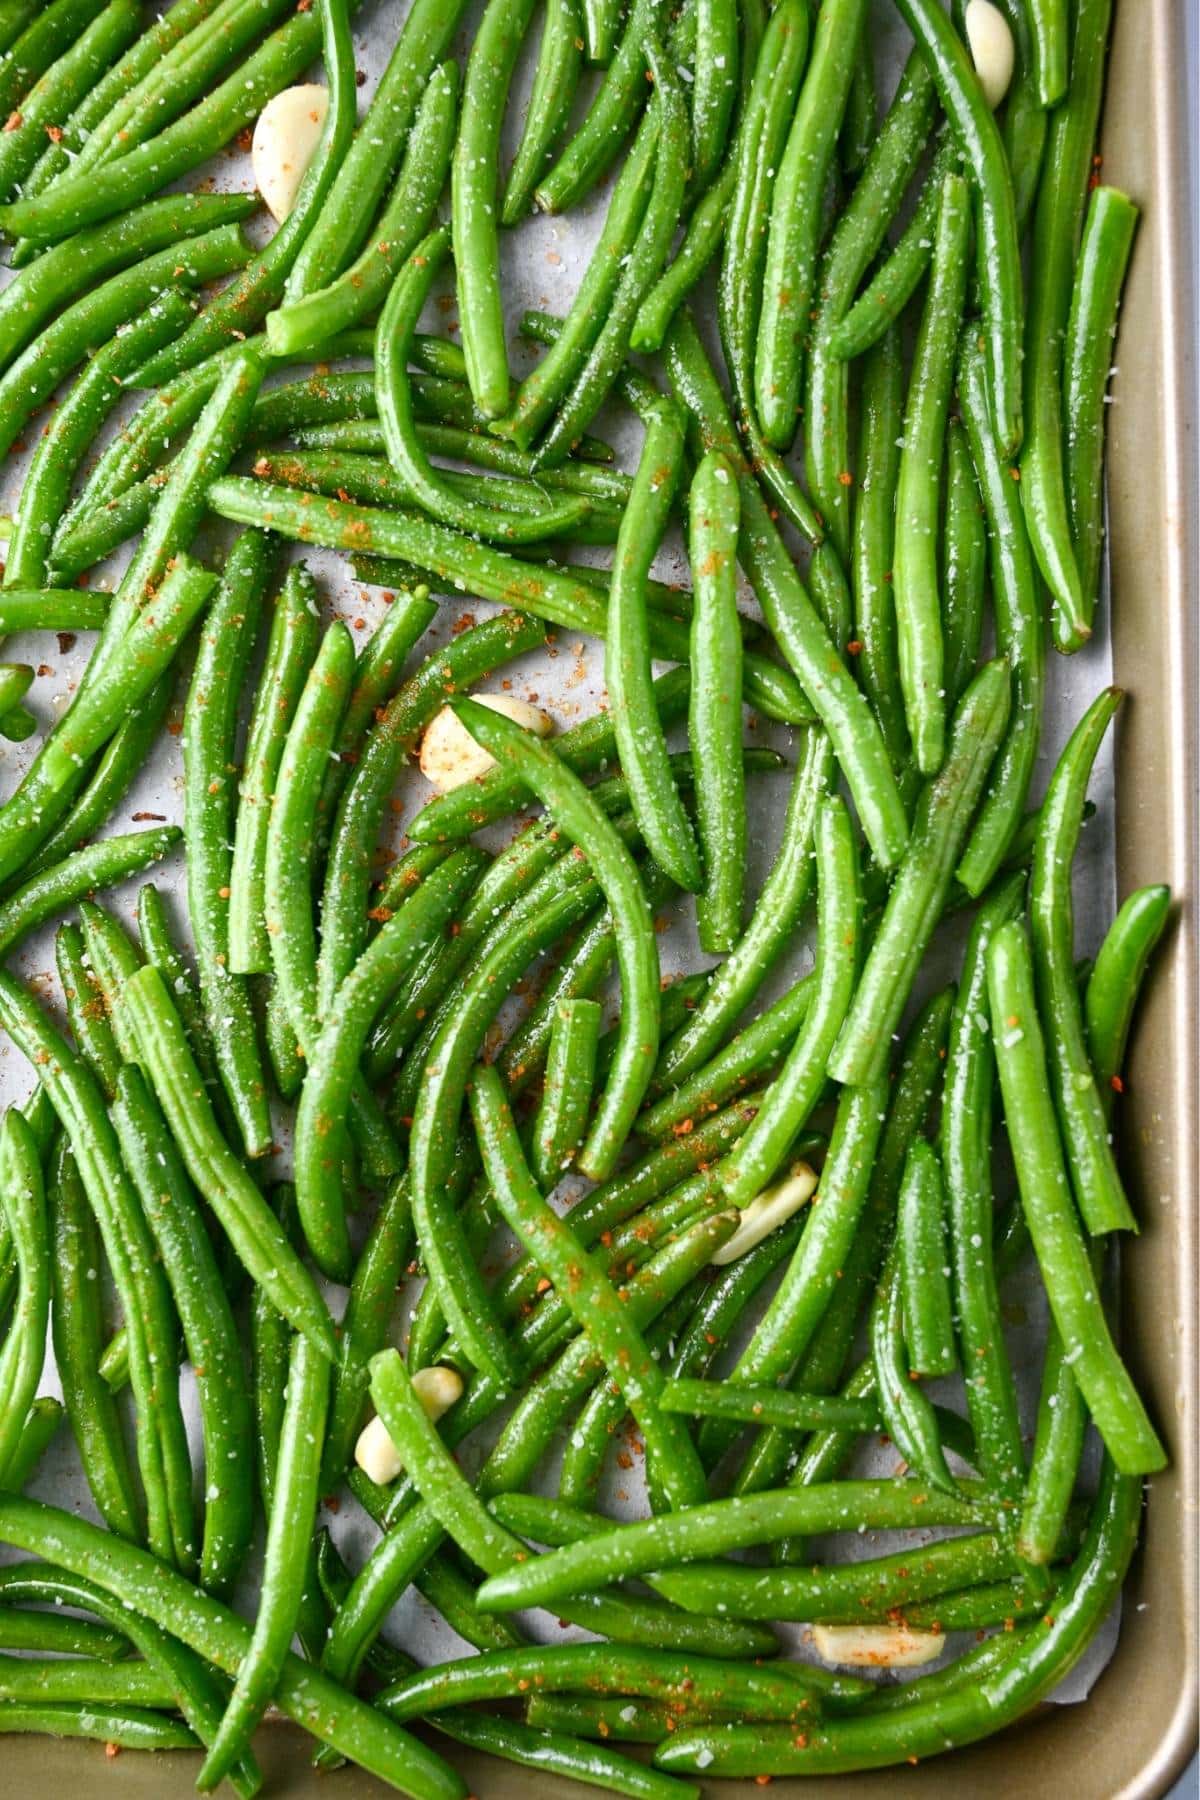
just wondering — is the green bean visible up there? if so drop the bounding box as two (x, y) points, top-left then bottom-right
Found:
(830, 657), (1013, 1085)
(315, 1529), (417, 1682)
(451, 696), (661, 1178)
(0, 1700), (198, 1750)
(180, 528), (272, 1157)
(502, 0), (582, 222)
(718, 796), (860, 1208)
(0, 0), (108, 123)
(805, 51), (938, 563)
(896, 0), (1023, 454)
(827, 135), (960, 362)
(690, 0), (741, 189)
(1030, 687), (1136, 1235)
(0, 1115), (47, 1486)
(687, 449), (744, 949)
(607, 390), (698, 889)
(659, 1379), (880, 1434)
(897, 1137), (957, 1379)
(1018, 1294), (1092, 1566)
(1085, 884), (1171, 1116)
(47, 1141), (140, 1540)
(0, 975), (194, 1571)
(1, 1397), (63, 1495)
(476, 1478), (992, 1614)
(132, 0), (356, 386)
(557, 1294), (693, 1508)
(318, 610), (547, 1011)
(286, 0), (468, 302)
(534, 0), (660, 214)
(0, 591), (107, 633)
(0, 3), (37, 58)
(471, 1064), (709, 1506)
(0, 1610), (125, 1661)
(954, 331), (1046, 894)
(581, 0), (620, 62)
(849, 325), (910, 774)
(754, 0), (868, 448)
(654, 729), (832, 1089)
(413, 666), (690, 842)
(268, 65), (458, 359)
(0, 1567), (261, 1799)
(0, 1658), (179, 1709)
(111, 1065), (253, 1601)
(493, 121), (658, 451)
(652, 1531), (1020, 1622)
(665, 310), (910, 868)
(0, 0), (140, 207)
(1064, 186), (1139, 626)
(4, 293), (194, 591)
(894, 172), (971, 773)
(656, 1461), (1140, 1775)
(293, 849), (482, 1267)
(942, 871), (1027, 1501)
(986, 920), (1162, 1471)
(0, 4), (344, 242)
(381, 1642), (833, 1725)
(839, 18), (876, 173)
(524, 1695), (725, 1744)
(453, 0), (540, 418)
(1026, 0), (1067, 104)
(117, 962), (336, 1360)
(0, 827), (179, 963)
(226, 562), (320, 975)
(0, 224), (251, 464)
(0, 1495), (466, 1798)
(433, 1709), (700, 1800)
(942, 416), (988, 703)
(58, 922), (121, 1100)
(536, 44), (688, 466)
(198, 1333), (328, 1791)
(532, 998), (603, 1187)
(1020, 0), (1111, 651)
(377, 229), (591, 540)
(135, 883), (235, 1146)
(321, 1176), (412, 1490)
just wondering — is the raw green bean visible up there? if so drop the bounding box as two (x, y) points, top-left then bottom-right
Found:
(0, 1494), (466, 1799)
(942, 871), (1028, 1501)
(986, 919), (1163, 1471)
(0, 1115), (47, 1486)
(182, 528), (272, 1156)
(829, 657), (1013, 1085)
(117, 963), (336, 1360)
(47, 1140), (140, 1540)
(608, 388), (698, 889)
(470, 1064), (709, 1506)
(268, 61), (458, 357)
(198, 1334), (329, 1791)
(654, 728), (831, 1088)
(1020, 0), (1111, 651)
(894, 172), (971, 774)
(450, 695), (661, 1178)
(453, 0), (540, 418)
(897, 1137), (957, 1378)
(226, 562), (320, 975)
(535, 0), (661, 214)
(1030, 687), (1136, 1234)
(754, 0), (868, 447)
(718, 795), (860, 1208)
(0, 5), (347, 242)
(1064, 185), (1138, 626)
(432, 1709), (699, 1800)
(688, 449), (744, 949)
(955, 330), (1046, 894)
(942, 416), (988, 702)
(895, 0), (1023, 454)
(532, 998), (603, 1188)
(111, 1065), (253, 1600)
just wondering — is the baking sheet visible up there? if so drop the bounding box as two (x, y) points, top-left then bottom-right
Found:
(0, 0), (1138, 1735)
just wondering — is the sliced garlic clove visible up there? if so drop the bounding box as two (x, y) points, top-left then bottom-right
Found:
(811, 1622), (946, 1669)
(965, 0), (1015, 109)
(252, 83), (328, 223)
(710, 1162), (818, 1265)
(353, 1365), (464, 1484)
(418, 694), (554, 793)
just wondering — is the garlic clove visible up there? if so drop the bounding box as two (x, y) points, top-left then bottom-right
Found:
(252, 83), (328, 223)
(812, 1622), (946, 1669)
(418, 694), (554, 793)
(710, 1162), (819, 1265)
(353, 1365), (464, 1485)
(965, 0), (1015, 110)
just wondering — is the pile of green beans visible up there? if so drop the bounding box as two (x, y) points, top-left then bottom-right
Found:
(0, 0), (1169, 1789)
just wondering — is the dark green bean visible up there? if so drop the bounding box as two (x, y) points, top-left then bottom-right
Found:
(942, 415), (988, 702)
(0, 1114), (47, 1486)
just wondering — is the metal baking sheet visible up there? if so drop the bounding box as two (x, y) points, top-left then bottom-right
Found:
(0, 0), (1194, 1794)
